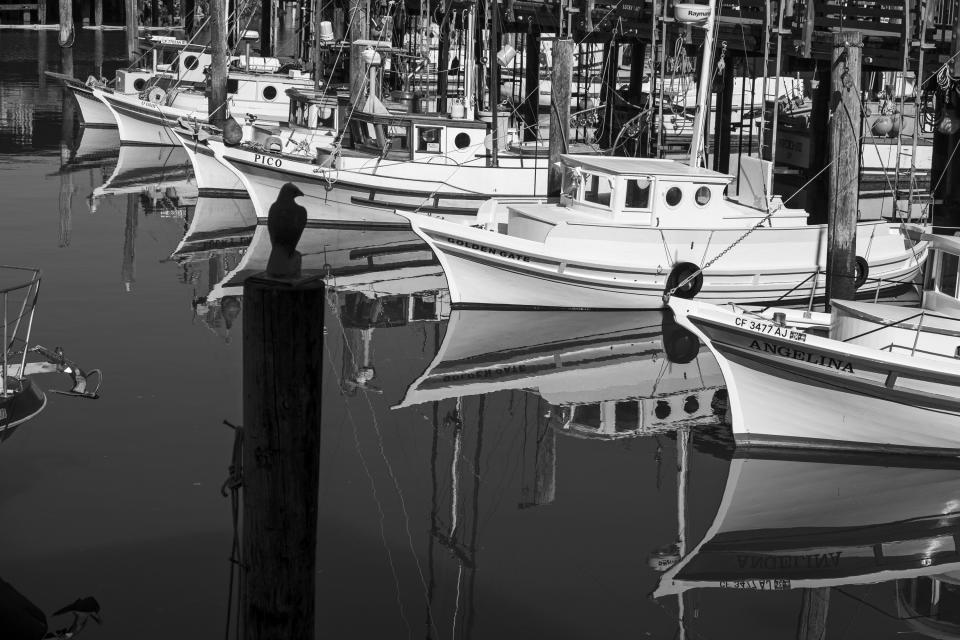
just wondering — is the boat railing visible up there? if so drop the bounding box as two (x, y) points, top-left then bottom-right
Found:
(1, 265), (41, 396)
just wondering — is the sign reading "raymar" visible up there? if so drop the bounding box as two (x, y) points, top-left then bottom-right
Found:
(446, 237), (530, 262)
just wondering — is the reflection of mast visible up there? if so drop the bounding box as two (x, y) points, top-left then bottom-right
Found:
(425, 396), (485, 640)
(676, 425), (690, 640)
(122, 194), (138, 292)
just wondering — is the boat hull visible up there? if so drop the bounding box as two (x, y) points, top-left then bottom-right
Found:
(402, 213), (926, 310)
(212, 139), (548, 228)
(71, 84), (117, 127)
(96, 89), (203, 146)
(0, 378), (47, 430)
(176, 130), (247, 197)
(669, 298), (960, 454)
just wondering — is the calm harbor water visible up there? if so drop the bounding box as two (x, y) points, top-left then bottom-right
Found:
(1, 30), (958, 640)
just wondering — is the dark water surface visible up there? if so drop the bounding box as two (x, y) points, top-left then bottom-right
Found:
(1, 30), (957, 640)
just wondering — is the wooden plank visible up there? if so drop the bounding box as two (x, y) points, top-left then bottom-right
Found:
(0, 4), (39, 10)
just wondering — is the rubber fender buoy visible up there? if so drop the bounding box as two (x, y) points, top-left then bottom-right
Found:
(264, 135), (283, 152)
(147, 87), (166, 104)
(222, 118), (244, 146)
(661, 310), (700, 365)
(854, 256), (869, 289)
(666, 261), (704, 299)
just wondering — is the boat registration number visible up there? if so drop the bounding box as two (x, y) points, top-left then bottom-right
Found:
(719, 579), (791, 591)
(735, 318), (807, 342)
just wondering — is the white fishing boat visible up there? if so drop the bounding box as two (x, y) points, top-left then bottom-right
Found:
(399, 154), (927, 309)
(395, 308), (725, 438)
(666, 232), (960, 454)
(95, 60), (315, 146)
(654, 450), (960, 596)
(46, 36), (216, 127)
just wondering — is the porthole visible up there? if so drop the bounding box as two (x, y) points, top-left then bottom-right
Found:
(183, 55), (200, 70)
(454, 132), (471, 150)
(665, 186), (683, 207)
(695, 186), (711, 206)
(262, 85), (278, 101)
(133, 78), (146, 91)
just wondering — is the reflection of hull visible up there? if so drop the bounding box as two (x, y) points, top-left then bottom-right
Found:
(171, 196), (257, 261)
(655, 451), (960, 595)
(73, 126), (121, 161)
(207, 226), (440, 303)
(669, 297), (960, 454)
(397, 309), (725, 435)
(93, 144), (197, 199)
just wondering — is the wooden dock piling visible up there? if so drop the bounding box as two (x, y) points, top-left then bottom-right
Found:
(826, 31), (862, 307)
(548, 38), (573, 196)
(125, 0), (138, 61)
(242, 272), (324, 640)
(209, 0), (230, 127)
(932, 16), (960, 232)
(58, 0), (73, 47)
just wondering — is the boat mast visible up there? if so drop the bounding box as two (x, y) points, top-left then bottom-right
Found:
(489, 0), (500, 167)
(766, 0), (787, 196)
(688, 0), (718, 168)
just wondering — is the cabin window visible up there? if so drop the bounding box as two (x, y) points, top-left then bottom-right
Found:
(665, 186), (683, 207)
(318, 106), (336, 128)
(624, 178), (652, 209)
(183, 55), (200, 70)
(695, 186), (711, 206)
(262, 85), (278, 101)
(583, 173), (613, 207)
(454, 132), (471, 150)
(133, 78), (146, 91)
(227, 79), (239, 93)
(938, 252), (959, 297)
(416, 126), (443, 153)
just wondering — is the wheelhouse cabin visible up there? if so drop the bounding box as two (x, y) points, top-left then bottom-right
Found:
(921, 233), (960, 317)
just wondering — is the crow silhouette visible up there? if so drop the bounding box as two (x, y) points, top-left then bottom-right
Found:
(266, 183), (307, 277)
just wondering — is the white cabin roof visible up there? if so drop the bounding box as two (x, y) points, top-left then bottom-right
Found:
(923, 233), (960, 255)
(562, 154), (733, 181)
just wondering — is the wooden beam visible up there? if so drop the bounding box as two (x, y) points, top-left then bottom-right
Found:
(826, 31), (862, 307)
(58, 0), (73, 46)
(548, 38), (573, 195)
(125, 0), (138, 61)
(242, 271), (324, 640)
(209, 0), (229, 126)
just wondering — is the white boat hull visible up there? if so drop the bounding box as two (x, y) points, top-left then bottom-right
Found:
(669, 298), (960, 454)
(211, 139), (549, 228)
(402, 213), (926, 309)
(96, 89), (191, 146)
(177, 130), (247, 197)
(71, 84), (117, 127)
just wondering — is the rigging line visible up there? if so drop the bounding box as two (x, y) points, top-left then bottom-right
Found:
(325, 294), (440, 634)
(321, 311), (418, 639)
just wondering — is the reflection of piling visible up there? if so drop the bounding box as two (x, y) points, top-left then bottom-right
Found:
(826, 31), (862, 307)
(533, 424), (556, 506)
(242, 273), (325, 639)
(122, 194), (138, 291)
(796, 588), (830, 640)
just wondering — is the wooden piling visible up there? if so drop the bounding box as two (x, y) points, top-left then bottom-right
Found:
(208, 0), (230, 127)
(242, 273), (325, 640)
(826, 31), (862, 307)
(712, 55), (734, 173)
(548, 38), (573, 196)
(150, 0), (158, 26)
(93, 0), (102, 26)
(184, 0), (194, 34)
(522, 29), (540, 141)
(58, 0), (73, 47)
(932, 15), (960, 232)
(260, 0), (273, 57)
(348, 0), (368, 107)
(125, 0), (138, 61)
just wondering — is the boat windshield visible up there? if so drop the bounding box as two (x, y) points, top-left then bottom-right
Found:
(581, 172), (614, 208)
(927, 250), (959, 298)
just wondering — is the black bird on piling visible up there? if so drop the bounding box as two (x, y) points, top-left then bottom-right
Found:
(266, 183), (307, 278)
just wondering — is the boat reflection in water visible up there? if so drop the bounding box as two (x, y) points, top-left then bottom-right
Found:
(90, 144), (197, 217)
(654, 448), (960, 634)
(397, 308), (727, 438)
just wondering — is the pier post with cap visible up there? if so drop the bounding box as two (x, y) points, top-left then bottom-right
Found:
(826, 31), (862, 306)
(548, 38), (574, 196)
(242, 227), (325, 639)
